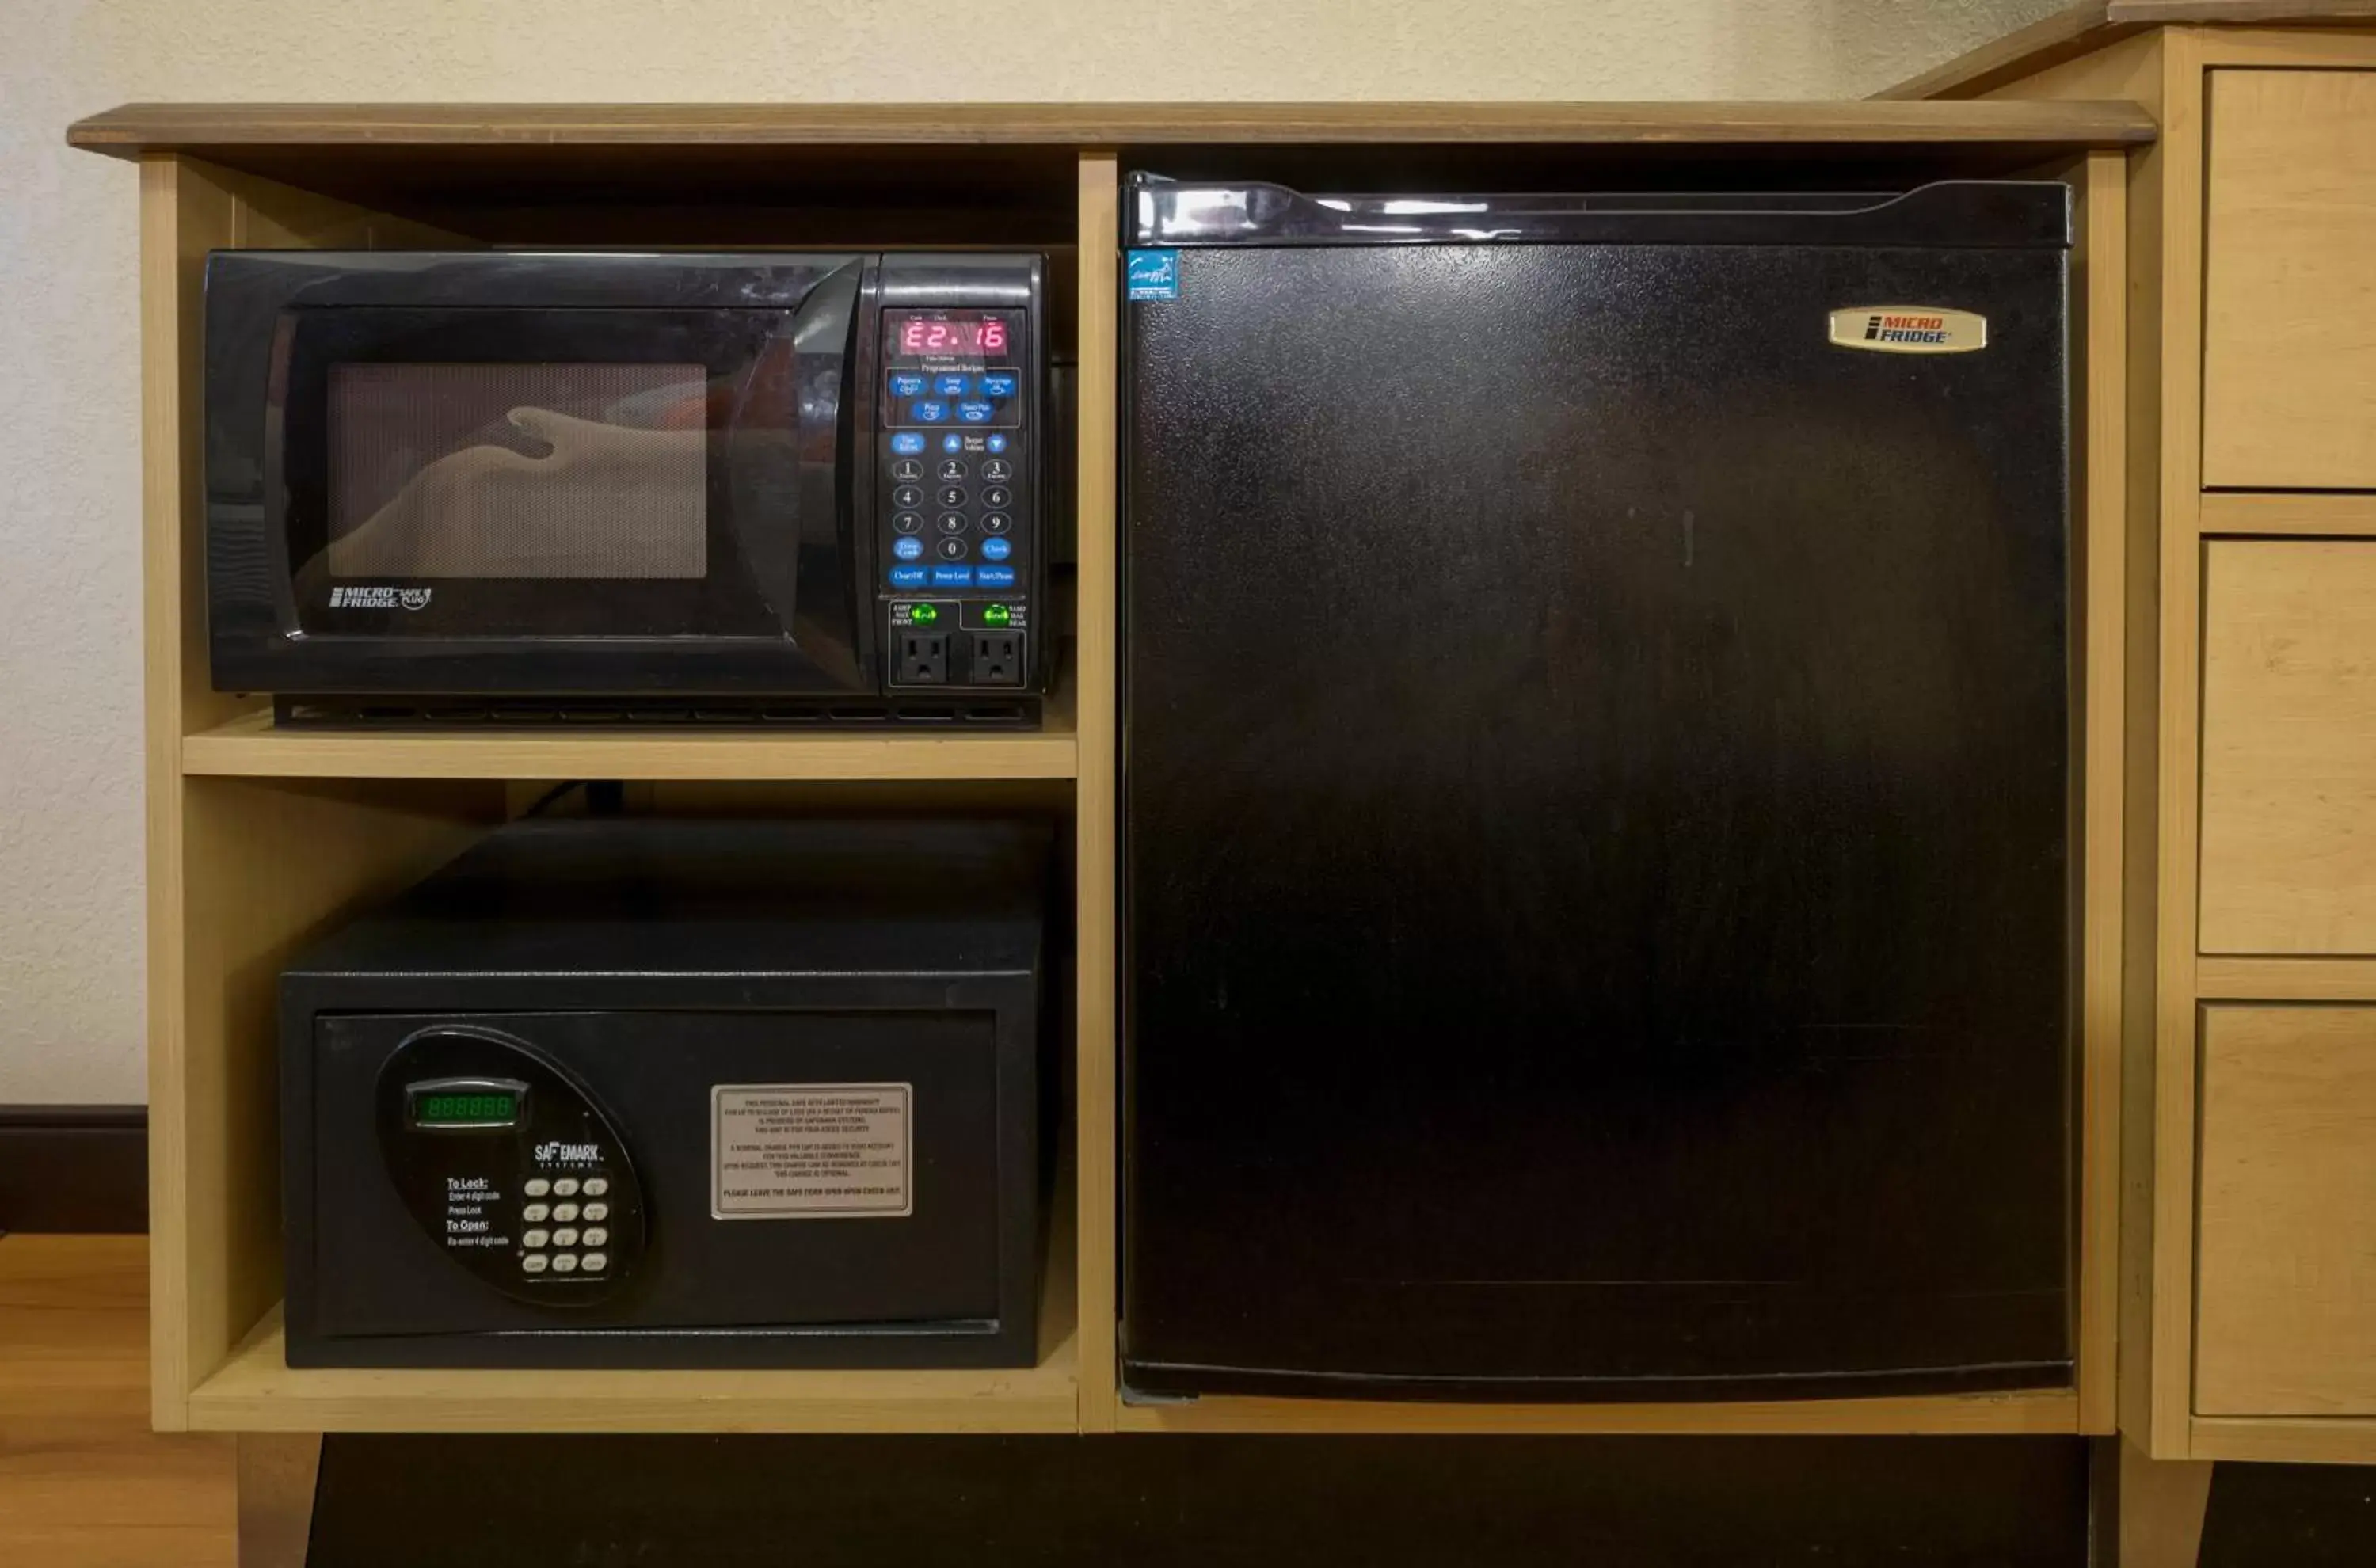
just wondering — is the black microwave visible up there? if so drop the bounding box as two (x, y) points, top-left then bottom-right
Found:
(205, 251), (1050, 725)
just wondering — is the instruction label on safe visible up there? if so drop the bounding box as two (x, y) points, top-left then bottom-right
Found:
(711, 1083), (913, 1220)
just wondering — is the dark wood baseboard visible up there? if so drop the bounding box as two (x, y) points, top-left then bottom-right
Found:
(0, 1106), (147, 1233)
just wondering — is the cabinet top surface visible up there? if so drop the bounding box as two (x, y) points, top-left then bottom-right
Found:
(67, 98), (2154, 158)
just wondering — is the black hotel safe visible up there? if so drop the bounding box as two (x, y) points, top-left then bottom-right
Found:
(279, 817), (1049, 1369)
(1121, 178), (2075, 1401)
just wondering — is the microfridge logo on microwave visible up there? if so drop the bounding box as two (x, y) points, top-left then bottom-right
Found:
(1829, 306), (1988, 355)
(329, 586), (432, 610)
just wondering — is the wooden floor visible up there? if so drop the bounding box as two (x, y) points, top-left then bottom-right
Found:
(0, 1234), (236, 1566)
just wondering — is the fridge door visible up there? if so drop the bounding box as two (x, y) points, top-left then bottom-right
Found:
(1121, 182), (2072, 1401)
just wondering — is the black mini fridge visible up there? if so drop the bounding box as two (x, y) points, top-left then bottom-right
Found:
(1120, 177), (2073, 1402)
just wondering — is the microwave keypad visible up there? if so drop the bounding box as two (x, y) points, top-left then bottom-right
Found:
(880, 307), (1030, 690)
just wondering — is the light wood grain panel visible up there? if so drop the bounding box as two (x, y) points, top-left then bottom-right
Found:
(2201, 491), (2376, 536)
(185, 1307), (1078, 1433)
(181, 705), (1078, 782)
(67, 100), (2157, 158)
(2197, 1005), (2376, 1414)
(235, 1437), (318, 1568)
(2189, 1414), (2376, 1462)
(2076, 147), (2131, 1437)
(1072, 156), (1121, 1435)
(2203, 70), (2376, 489)
(2195, 23), (2376, 63)
(2147, 25), (2209, 1460)
(2111, 1437), (2214, 1568)
(1112, 1389), (2080, 1435)
(2199, 541), (2376, 954)
(2199, 955), (2376, 997)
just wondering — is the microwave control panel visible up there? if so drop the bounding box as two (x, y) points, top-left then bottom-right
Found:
(878, 307), (1034, 691)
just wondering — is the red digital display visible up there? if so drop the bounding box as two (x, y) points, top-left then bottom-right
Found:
(898, 316), (1009, 356)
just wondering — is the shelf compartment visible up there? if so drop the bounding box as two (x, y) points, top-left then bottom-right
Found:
(181, 680), (1078, 782)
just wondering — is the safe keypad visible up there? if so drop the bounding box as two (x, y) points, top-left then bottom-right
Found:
(519, 1172), (614, 1278)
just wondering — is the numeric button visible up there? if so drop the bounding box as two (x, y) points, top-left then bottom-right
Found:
(524, 1178), (551, 1198)
(582, 1226), (609, 1247)
(582, 1201), (610, 1222)
(552, 1254), (579, 1273)
(938, 537), (969, 561)
(981, 513), (1011, 535)
(890, 458), (923, 482)
(553, 1178), (580, 1197)
(583, 1178), (609, 1197)
(937, 512), (968, 535)
(553, 1227), (580, 1247)
(981, 458), (1013, 483)
(893, 485), (923, 509)
(522, 1203), (550, 1223)
(937, 459), (968, 481)
(982, 486), (1011, 508)
(524, 1229), (550, 1249)
(938, 485), (967, 508)
(893, 512), (924, 535)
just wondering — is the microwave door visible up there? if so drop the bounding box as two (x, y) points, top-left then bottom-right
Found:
(222, 255), (874, 697)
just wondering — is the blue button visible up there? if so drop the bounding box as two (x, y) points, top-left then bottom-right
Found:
(980, 373), (1019, 399)
(931, 565), (973, 588)
(956, 400), (995, 424)
(942, 434), (965, 453)
(889, 432), (925, 455)
(893, 536), (924, 561)
(932, 373), (969, 397)
(985, 434), (1009, 454)
(909, 400), (948, 424)
(975, 565), (1015, 588)
(980, 536), (1012, 561)
(888, 565), (927, 588)
(888, 372), (927, 398)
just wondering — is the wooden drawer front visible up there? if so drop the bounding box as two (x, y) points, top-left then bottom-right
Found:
(2201, 542), (2376, 954)
(2199, 1006), (2376, 1416)
(2203, 70), (2376, 490)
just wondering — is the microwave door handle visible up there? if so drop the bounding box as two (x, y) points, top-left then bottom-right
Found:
(782, 262), (868, 683)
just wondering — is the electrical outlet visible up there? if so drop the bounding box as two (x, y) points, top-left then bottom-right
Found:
(969, 631), (1023, 687)
(897, 630), (947, 685)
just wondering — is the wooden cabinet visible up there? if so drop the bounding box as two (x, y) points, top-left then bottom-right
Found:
(2197, 1006), (2376, 1416)
(2203, 69), (2376, 491)
(2200, 540), (2376, 954)
(2195, 69), (2376, 489)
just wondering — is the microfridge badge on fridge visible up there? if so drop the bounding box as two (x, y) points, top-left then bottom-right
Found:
(1828, 306), (1989, 354)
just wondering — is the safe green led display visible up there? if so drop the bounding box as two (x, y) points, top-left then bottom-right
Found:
(413, 1090), (521, 1128)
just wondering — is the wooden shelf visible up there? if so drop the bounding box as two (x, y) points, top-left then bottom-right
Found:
(186, 1307), (1080, 1433)
(180, 684), (1077, 782)
(1110, 1387), (2082, 1436)
(67, 100), (2157, 157)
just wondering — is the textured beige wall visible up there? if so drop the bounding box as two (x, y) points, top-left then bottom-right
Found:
(0, 0), (2062, 1102)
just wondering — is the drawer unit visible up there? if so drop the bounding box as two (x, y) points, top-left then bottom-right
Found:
(2200, 541), (2376, 954)
(2203, 70), (2376, 491)
(2198, 1006), (2376, 1417)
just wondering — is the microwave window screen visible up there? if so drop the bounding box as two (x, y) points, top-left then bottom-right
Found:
(327, 363), (709, 579)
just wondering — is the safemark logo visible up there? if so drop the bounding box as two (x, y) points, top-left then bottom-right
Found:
(1828, 306), (1988, 356)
